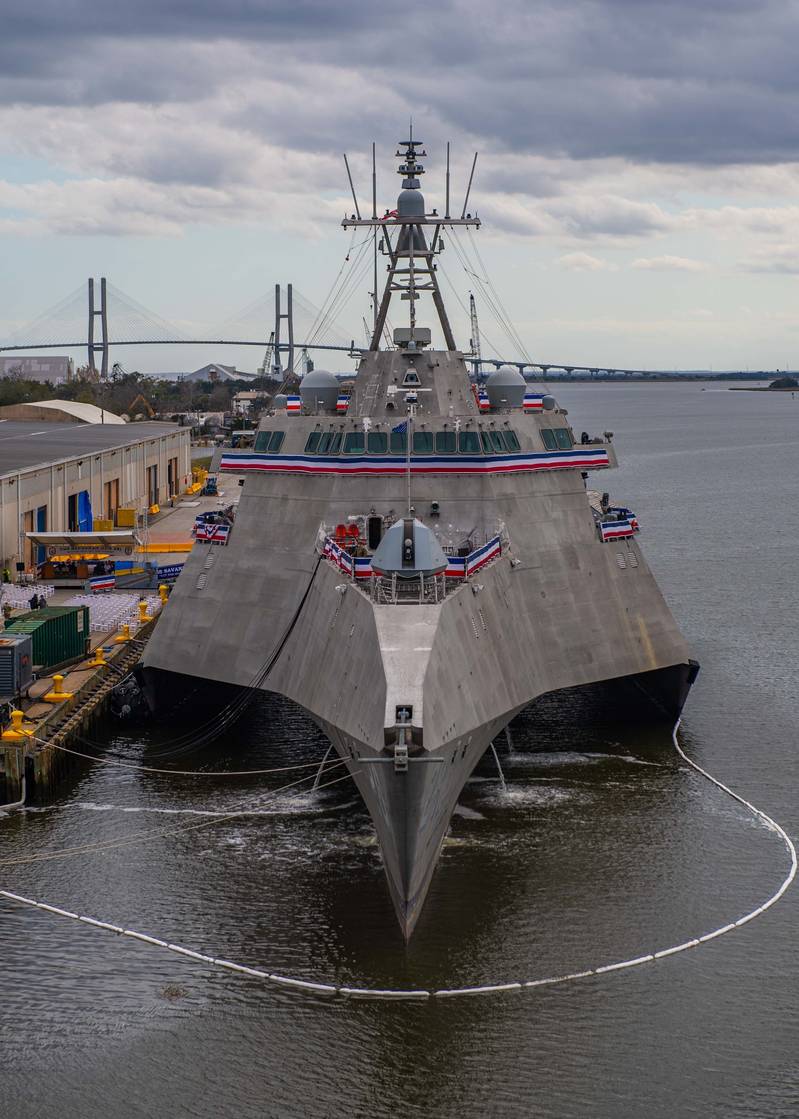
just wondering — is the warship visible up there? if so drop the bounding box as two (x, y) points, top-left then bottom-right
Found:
(140, 134), (698, 938)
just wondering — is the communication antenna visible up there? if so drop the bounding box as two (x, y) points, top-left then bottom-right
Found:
(469, 292), (482, 377)
(445, 142), (451, 220)
(461, 153), (478, 219)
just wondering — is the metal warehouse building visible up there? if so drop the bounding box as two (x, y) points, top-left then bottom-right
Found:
(0, 421), (191, 570)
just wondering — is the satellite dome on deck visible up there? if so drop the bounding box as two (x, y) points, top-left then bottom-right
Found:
(372, 518), (448, 580)
(485, 365), (526, 409)
(299, 369), (339, 413)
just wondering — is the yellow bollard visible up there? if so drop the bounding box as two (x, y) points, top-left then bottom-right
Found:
(88, 645), (108, 669)
(43, 674), (74, 703)
(138, 600), (151, 625)
(1, 709), (34, 739)
(158, 583), (169, 605)
(114, 623), (131, 644)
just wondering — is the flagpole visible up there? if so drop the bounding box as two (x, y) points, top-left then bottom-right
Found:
(406, 408), (413, 516)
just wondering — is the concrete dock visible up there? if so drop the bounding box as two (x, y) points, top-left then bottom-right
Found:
(0, 474), (241, 807)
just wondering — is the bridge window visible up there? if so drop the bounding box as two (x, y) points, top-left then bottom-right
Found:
(554, 428), (574, 449)
(412, 431), (434, 454)
(541, 429), (557, 451)
(503, 430), (521, 452)
(343, 432), (365, 455)
(434, 431), (456, 454)
(305, 431), (321, 453)
(389, 430), (407, 454)
(254, 430), (285, 453)
(480, 431), (493, 453)
(367, 431), (388, 453)
(458, 430), (481, 454)
(318, 431), (342, 454)
(488, 431), (505, 453)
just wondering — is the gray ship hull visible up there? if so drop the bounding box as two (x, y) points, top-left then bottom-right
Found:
(141, 481), (696, 937)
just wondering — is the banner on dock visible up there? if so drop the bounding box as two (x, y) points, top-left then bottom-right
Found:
(156, 563), (185, 583)
(89, 575), (116, 592)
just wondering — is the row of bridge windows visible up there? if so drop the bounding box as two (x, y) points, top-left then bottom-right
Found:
(252, 427), (574, 455)
(304, 429), (524, 455)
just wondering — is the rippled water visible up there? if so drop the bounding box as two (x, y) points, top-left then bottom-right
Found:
(2, 383), (798, 1118)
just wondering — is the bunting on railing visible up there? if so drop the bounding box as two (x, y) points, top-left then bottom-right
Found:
(221, 448), (610, 475)
(322, 534), (503, 580)
(90, 574), (116, 592)
(599, 516), (639, 542)
(195, 523), (231, 544)
(286, 395), (302, 414)
(336, 395), (350, 414)
(465, 535), (502, 574)
(523, 393), (545, 412)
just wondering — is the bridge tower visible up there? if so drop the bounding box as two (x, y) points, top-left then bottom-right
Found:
(273, 283), (295, 381)
(87, 277), (109, 380)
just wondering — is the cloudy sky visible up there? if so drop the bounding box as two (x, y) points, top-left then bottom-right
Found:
(2, 0), (799, 372)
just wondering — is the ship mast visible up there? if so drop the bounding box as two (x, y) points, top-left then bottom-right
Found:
(342, 136), (480, 352)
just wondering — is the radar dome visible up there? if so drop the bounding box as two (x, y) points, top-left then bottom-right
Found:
(397, 189), (425, 219)
(299, 369), (339, 413)
(372, 518), (447, 580)
(485, 365), (526, 409)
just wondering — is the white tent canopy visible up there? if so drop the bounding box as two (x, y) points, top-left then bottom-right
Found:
(26, 530), (141, 553)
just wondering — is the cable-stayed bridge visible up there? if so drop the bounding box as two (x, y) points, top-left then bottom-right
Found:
(0, 276), (674, 379)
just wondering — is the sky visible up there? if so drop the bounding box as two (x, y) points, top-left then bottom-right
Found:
(2, 0), (799, 374)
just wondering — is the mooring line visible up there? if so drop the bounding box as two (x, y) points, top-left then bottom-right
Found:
(0, 766), (352, 868)
(1, 721), (795, 1000)
(33, 737), (343, 778)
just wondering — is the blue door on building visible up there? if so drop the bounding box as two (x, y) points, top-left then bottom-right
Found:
(68, 491), (93, 532)
(36, 505), (47, 564)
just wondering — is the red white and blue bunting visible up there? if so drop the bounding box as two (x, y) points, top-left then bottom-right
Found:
(89, 574), (116, 592)
(195, 523), (231, 544)
(323, 533), (502, 580)
(599, 516), (639, 541)
(221, 448), (610, 476)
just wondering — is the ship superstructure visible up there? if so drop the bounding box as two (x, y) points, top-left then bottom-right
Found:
(141, 134), (697, 938)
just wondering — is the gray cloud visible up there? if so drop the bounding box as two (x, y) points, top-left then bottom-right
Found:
(1, 0), (798, 167)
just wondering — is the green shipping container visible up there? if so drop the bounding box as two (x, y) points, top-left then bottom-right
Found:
(5, 605), (91, 670)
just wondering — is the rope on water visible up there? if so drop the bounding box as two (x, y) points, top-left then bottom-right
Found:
(31, 737), (343, 778)
(0, 765), (352, 868)
(1, 720), (795, 1000)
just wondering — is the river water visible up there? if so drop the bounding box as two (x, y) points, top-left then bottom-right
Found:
(2, 382), (798, 1118)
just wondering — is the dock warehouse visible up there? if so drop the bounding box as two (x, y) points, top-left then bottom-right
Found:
(0, 421), (191, 571)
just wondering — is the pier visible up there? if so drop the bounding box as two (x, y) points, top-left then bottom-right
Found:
(0, 471), (242, 808)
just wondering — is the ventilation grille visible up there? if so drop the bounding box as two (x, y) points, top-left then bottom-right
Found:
(196, 546), (216, 590)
